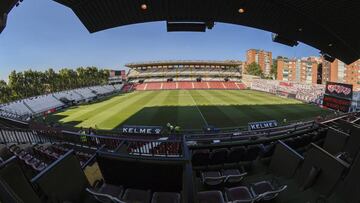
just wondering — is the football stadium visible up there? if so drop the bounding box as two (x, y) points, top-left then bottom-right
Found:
(41, 60), (330, 132)
(1, 1), (360, 203)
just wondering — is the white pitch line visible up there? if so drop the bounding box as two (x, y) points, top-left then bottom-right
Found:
(188, 91), (209, 126)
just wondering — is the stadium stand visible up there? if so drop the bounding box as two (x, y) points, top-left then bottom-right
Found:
(0, 84), (123, 121)
(24, 95), (64, 115)
(74, 88), (97, 100)
(53, 90), (84, 103)
(251, 79), (325, 104)
(0, 100), (33, 117)
(2, 0), (360, 201)
(0, 112), (359, 202)
(134, 81), (246, 91)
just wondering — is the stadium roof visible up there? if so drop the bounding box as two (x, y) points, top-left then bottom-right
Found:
(0, 0), (17, 34)
(53, 0), (360, 65)
(125, 60), (243, 68)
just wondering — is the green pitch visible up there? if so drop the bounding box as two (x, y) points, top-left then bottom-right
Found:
(48, 90), (331, 130)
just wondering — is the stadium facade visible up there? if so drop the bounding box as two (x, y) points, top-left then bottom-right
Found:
(126, 60), (244, 83)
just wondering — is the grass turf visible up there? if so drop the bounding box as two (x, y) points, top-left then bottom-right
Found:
(46, 90), (331, 131)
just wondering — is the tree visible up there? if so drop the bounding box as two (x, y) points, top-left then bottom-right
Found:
(8, 71), (25, 100)
(246, 62), (263, 77)
(1, 67), (110, 104)
(0, 80), (12, 103)
(270, 63), (278, 79)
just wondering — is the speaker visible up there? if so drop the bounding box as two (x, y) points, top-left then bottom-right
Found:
(272, 33), (298, 47)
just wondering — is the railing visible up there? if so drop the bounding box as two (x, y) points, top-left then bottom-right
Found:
(185, 121), (316, 141)
(0, 127), (185, 158)
(0, 127), (50, 144)
(1, 112), (358, 158)
(123, 137), (184, 157)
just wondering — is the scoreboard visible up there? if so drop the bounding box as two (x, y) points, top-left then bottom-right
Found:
(323, 82), (353, 112)
(109, 70), (127, 80)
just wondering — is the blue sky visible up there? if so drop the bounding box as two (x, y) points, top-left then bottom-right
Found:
(0, 0), (319, 81)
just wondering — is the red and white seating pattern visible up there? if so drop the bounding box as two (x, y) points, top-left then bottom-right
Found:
(251, 79), (325, 104)
(134, 82), (246, 91)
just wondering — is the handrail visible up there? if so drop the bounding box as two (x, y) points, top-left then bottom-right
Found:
(185, 121), (316, 140)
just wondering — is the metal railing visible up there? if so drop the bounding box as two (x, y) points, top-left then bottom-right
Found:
(185, 121), (316, 141)
(0, 127), (185, 158)
(123, 138), (184, 157)
(1, 112), (358, 158)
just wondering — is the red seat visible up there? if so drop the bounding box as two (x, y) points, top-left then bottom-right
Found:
(147, 82), (162, 90)
(162, 82), (177, 90)
(135, 83), (147, 90)
(177, 82), (193, 89)
(193, 82), (209, 89)
(237, 83), (247, 89)
(208, 82), (225, 89)
(224, 82), (238, 89)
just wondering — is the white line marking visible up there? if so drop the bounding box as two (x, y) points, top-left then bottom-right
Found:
(188, 91), (209, 126)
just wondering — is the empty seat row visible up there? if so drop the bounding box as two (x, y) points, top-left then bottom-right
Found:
(50, 144), (93, 165)
(89, 183), (181, 203)
(197, 180), (287, 203)
(192, 144), (265, 168)
(3, 143), (94, 172)
(150, 142), (181, 155)
(192, 128), (328, 169)
(7, 144), (48, 173)
(201, 168), (247, 187)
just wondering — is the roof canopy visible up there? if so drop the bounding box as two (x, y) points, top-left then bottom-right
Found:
(1, 1), (359, 64)
(44, 1), (360, 64)
(126, 60), (243, 68)
(0, 0), (18, 33)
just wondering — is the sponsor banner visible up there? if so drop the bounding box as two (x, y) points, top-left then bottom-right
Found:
(280, 82), (293, 87)
(325, 82), (353, 100)
(323, 95), (351, 112)
(121, 125), (163, 135)
(248, 120), (278, 131)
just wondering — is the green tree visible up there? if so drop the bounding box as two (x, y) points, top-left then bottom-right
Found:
(246, 62), (263, 77)
(1, 67), (110, 104)
(44, 68), (59, 92)
(0, 80), (12, 103)
(270, 63), (278, 79)
(8, 71), (25, 100)
(76, 67), (87, 87)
